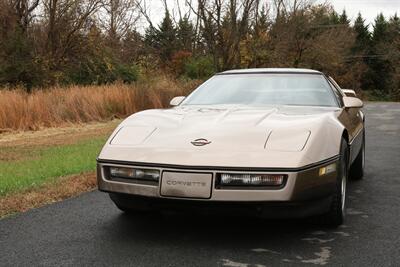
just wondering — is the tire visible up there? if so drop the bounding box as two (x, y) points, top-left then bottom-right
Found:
(109, 193), (152, 214)
(322, 138), (348, 227)
(350, 130), (365, 180)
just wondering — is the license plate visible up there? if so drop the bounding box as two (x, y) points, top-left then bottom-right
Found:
(161, 172), (212, 199)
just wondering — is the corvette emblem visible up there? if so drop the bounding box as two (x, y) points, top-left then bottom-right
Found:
(191, 138), (212, 146)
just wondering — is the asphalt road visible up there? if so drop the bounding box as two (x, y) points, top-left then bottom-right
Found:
(1, 102), (400, 267)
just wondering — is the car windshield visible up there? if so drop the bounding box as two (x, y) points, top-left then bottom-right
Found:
(182, 73), (338, 107)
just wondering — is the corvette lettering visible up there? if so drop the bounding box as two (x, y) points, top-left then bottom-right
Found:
(166, 180), (207, 187)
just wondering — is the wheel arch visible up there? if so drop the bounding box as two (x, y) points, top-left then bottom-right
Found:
(342, 129), (349, 144)
(341, 129), (351, 166)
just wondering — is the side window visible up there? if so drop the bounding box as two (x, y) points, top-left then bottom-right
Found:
(327, 77), (344, 107)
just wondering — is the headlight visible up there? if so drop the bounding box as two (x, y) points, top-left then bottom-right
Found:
(219, 173), (285, 187)
(109, 167), (160, 181)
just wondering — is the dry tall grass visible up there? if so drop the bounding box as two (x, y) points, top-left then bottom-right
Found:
(0, 77), (200, 132)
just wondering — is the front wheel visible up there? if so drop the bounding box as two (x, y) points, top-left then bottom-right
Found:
(322, 138), (348, 227)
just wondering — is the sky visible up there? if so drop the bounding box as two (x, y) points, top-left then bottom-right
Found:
(326, 0), (399, 26)
(145, 0), (400, 30)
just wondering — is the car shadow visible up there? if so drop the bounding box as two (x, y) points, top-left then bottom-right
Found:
(107, 210), (324, 248)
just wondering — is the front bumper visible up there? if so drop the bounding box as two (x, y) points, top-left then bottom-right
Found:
(97, 157), (338, 203)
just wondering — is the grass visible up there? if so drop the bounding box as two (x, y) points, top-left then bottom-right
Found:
(0, 76), (199, 132)
(0, 137), (106, 195)
(0, 120), (119, 217)
(0, 172), (97, 217)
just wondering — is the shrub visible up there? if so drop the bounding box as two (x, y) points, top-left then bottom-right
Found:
(183, 56), (215, 79)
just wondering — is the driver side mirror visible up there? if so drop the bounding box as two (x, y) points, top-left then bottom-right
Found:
(343, 96), (363, 109)
(170, 96), (186, 106)
(342, 89), (357, 97)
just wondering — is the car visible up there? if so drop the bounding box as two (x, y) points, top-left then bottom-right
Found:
(96, 68), (365, 226)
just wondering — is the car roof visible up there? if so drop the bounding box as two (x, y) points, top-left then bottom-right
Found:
(218, 68), (322, 75)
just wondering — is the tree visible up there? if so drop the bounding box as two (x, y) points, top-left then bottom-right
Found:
(386, 14), (400, 99)
(0, 0), (41, 90)
(43, 0), (102, 77)
(190, 0), (257, 70)
(240, 5), (270, 67)
(339, 10), (350, 25)
(176, 16), (195, 52)
(353, 13), (370, 52)
(350, 13), (371, 91)
(98, 0), (140, 49)
(145, 10), (177, 62)
(329, 11), (340, 25)
(369, 13), (391, 93)
(11, 0), (40, 33)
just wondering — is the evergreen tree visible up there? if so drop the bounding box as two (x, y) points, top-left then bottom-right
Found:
(351, 13), (371, 90)
(254, 6), (270, 35)
(369, 13), (391, 93)
(144, 10), (176, 62)
(339, 10), (350, 25)
(353, 13), (371, 52)
(176, 16), (195, 52)
(388, 13), (400, 38)
(329, 11), (340, 25)
(387, 14), (400, 98)
(372, 13), (389, 44)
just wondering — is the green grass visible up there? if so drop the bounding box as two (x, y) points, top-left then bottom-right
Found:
(0, 137), (107, 196)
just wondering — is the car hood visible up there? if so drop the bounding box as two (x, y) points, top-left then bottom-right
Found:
(99, 105), (344, 168)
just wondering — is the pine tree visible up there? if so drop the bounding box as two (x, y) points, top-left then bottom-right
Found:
(351, 13), (372, 90)
(387, 14), (400, 98)
(176, 16), (195, 52)
(329, 11), (340, 25)
(144, 10), (176, 62)
(339, 10), (350, 25)
(372, 13), (389, 43)
(388, 13), (400, 39)
(369, 13), (391, 93)
(254, 6), (269, 35)
(353, 13), (371, 53)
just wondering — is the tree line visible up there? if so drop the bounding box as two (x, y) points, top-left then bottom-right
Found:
(0, 0), (399, 99)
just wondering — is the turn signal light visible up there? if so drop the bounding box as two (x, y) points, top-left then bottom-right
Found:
(318, 163), (337, 176)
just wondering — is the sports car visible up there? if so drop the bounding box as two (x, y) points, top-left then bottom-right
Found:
(97, 68), (365, 226)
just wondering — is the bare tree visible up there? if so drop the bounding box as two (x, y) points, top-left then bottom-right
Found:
(98, 0), (140, 45)
(12, 0), (40, 32)
(43, 0), (102, 67)
(186, 0), (257, 70)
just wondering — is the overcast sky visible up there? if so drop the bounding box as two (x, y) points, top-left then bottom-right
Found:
(146, 0), (399, 30)
(326, 0), (399, 26)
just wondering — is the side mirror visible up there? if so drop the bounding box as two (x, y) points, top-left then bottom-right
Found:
(342, 89), (357, 97)
(170, 96), (186, 106)
(343, 96), (363, 109)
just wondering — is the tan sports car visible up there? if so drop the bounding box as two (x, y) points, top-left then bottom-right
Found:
(97, 68), (365, 226)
